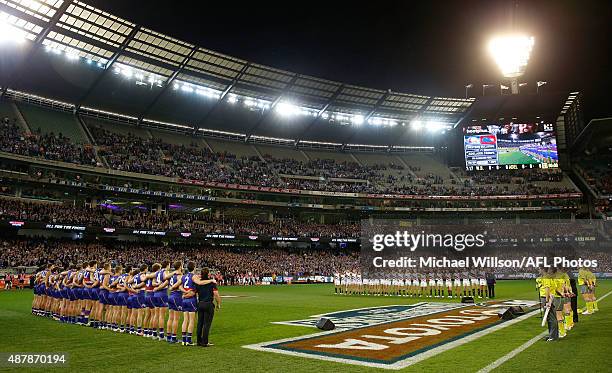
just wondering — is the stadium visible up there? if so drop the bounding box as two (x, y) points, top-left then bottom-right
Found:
(0, 0), (610, 372)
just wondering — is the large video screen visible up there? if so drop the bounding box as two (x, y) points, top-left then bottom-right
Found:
(463, 122), (558, 171)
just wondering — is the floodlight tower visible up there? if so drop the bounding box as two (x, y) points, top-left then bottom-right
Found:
(488, 0), (534, 94)
(488, 35), (534, 94)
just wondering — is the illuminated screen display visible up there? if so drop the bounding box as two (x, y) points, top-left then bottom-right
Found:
(463, 122), (558, 170)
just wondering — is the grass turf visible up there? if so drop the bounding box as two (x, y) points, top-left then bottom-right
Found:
(0, 280), (610, 372)
(498, 151), (539, 165)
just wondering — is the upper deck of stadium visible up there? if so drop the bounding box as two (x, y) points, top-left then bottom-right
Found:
(0, 0), (581, 151)
(1, 0), (474, 148)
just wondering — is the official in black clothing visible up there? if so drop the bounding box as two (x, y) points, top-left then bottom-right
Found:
(569, 274), (579, 323)
(486, 272), (496, 298)
(193, 268), (222, 347)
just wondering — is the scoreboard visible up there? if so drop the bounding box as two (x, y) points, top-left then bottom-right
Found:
(463, 123), (558, 171)
(464, 134), (498, 167)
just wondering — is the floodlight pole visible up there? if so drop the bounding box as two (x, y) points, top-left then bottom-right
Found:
(74, 25), (142, 112)
(192, 62), (251, 134)
(510, 79), (520, 95)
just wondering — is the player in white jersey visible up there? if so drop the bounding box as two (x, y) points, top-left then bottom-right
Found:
(479, 274), (487, 298)
(470, 275), (479, 297)
(334, 273), (341, 294)
(445, 274), (453, 298)
(411, 276), (419, 297)
(453, 273), (462, 298)
(462, 275), (471, 297)
(426, 276), (434, 297)
(418, 276), (426, 297)
(436, 276), (444, 298)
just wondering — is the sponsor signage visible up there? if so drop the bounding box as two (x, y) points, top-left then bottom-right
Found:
(205, 234), (235, 239)
(272, 237), (299, 241)
(45, 224), (86, 231)
(132, 230), (166, 236)
(245, 300), (538, 369)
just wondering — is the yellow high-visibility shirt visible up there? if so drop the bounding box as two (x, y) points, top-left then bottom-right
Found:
(536, 277), (547, 297)
(578, 269), (588, 285)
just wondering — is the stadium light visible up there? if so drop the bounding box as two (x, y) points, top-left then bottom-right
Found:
(0, 17), (25, 44)
(411, 120), (423, 130)
(351, 115), (364, 125)
(488, 35), (534, 78)
(65, 52), (79, 61)
(275, 102), (299, 116)
(426, 121), (445, 132)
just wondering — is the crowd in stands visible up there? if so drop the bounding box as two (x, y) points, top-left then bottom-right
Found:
(0, 118), (98, 166)
(0, 239), (359, 282)
(2, 235), (610, 281)
(0, 197), (360, 238)
(576, 156), (612, 196)
(0, 116), (578, 196)
(462, 169), (564, 184)
(0, 197), (107, 226)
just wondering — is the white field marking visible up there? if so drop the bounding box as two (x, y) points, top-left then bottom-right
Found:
(475, 331), (548, 373)
(477, 289), (612, 373)
(244, 307), (542, 370)
(270, 302), (440, 328)
(220, 295), (251, 298)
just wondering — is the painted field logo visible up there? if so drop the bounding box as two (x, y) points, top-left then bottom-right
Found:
(244, 300), (538, 370)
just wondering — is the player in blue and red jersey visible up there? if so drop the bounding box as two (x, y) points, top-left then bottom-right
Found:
(166, 261), (184, 343)
(180, 261), (198, 346)
(152, 260), (172, 341)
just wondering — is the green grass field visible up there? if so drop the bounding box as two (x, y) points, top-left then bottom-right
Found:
(0, 280), (610, 372)
(498, 151), (539, 165)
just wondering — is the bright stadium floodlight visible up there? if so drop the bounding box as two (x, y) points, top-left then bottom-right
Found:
(351, 115), (364, 125)
(488, 34), (534, 78)
(488, 34), (534, 93)
(275, 102), (299, 116)
(411, 120), (423, 130)
(0, 17), (25, 44)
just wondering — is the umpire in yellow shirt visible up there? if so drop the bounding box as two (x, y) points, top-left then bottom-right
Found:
(538, 267), (560, 341)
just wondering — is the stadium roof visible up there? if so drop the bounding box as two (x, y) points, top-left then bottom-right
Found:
(573, 118), (612, 155)
(0, 0), (475, 147)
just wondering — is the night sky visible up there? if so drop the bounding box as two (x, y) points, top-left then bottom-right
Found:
(85, 0), (611, 121)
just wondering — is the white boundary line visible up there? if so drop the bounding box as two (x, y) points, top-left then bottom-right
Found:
(477, 289), (612, 373)
(244, 307), (542, 370)
(476, 331), (548, 373)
